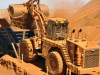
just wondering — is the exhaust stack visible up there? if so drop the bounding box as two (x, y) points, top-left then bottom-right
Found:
(70, 29), (75, 40)
(78, 29), (82, 39)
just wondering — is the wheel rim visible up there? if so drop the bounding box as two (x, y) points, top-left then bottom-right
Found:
(46, 51), (64, 75)
(20, 39), (34, 62)
(49, 55), (57, 70)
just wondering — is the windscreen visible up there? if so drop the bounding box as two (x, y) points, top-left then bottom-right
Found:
(46, 20), (69, 40)
(54, 21), (68, 40)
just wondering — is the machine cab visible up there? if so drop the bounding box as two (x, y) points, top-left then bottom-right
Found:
(46, 18), (69, 40)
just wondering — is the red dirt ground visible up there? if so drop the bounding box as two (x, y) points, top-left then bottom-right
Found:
(0, 55), (47, 75)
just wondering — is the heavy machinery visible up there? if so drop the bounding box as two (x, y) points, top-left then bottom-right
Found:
(7, 0), (100, 75)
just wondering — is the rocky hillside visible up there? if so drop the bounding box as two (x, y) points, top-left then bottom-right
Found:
(69, 0), (100, 41)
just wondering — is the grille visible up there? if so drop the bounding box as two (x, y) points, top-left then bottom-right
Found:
(84, 49), (99, 68)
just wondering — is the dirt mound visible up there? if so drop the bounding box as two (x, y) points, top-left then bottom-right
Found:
(76, 0), (100, 14)
(0, 55), (47, 75)
(0, 9), (10, 23)
(0, 64), (16, 75)
(69, 0), (100, 41)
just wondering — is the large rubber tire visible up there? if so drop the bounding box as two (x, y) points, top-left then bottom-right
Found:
(46, 51), (63, 75)
(20, 39), (37, 62)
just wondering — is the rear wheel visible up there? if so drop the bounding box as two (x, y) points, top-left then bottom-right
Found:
(20, 39), (37, 62)
(46, 51), (63, 75)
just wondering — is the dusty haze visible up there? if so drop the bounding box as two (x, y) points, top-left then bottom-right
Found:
(48, 0), (90, 18)
(23, 0), (90, 18)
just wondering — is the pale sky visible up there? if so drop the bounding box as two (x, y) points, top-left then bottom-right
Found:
(0, 0), (90, 9)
